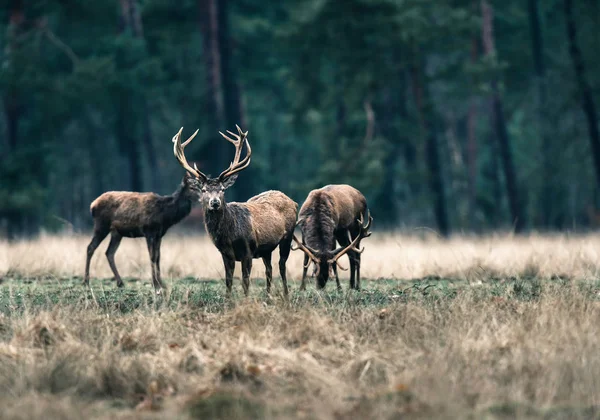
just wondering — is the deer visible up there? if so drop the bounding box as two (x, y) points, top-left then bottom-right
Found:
(173, 125), (298, 298)
(291, 185), (373, 291)
(84, 128), (203, 294)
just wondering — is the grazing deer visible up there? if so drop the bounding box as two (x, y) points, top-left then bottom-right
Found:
(173, 125), (298, 297)
(292, 185), (372, 290)
(84, 128), (203, 294)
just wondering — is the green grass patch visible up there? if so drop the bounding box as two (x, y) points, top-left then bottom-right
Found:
(2, 275), (599, 316)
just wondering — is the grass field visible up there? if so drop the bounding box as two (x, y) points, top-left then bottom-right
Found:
(1, 233), (600, 419)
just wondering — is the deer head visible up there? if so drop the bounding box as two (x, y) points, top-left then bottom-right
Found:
(292, 211), (373, 287)
(173, 125), (252, 211)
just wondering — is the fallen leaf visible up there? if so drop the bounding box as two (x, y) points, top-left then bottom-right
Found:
(395, 383), (409, 392)
(246, 364), (261, 376)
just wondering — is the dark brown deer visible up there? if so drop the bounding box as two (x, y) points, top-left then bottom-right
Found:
(84, 128), (203, 294)
(292, 185), (372, 290)
(173, 125), (298, 297)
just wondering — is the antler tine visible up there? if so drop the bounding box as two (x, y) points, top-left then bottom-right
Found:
(335, 260), (348, 271)
(312, 263), (320, 278)
(181, 129), (199, 147)
(291, 234), (320, 264)
(172, 127), (207, 181)
(218, 126), (252, 180)
(328, 211), (373, 264)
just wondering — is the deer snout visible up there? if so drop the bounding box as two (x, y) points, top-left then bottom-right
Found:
(208, 198), (221, 210)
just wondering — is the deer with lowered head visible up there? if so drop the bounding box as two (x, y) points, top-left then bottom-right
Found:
(292, 185), (373, 291)
(173, 125), (298, 297)
(84, 128), (203, 294)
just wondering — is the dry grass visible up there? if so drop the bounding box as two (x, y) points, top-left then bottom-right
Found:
(1, 231), (600, 282)
(1, 233), (600, 419)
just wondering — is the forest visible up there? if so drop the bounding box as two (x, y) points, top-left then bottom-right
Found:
(2, 0), (600, 238)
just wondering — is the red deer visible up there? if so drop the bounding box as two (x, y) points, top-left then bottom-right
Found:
(173, 125), (298, 297)
(84, 128), (203, 294)
(292, 185), (372, 290)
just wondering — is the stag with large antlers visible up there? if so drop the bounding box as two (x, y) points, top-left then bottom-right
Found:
(292, 185), (373, 290)
(84, 128), (203, 294)
(173, 125), (298, 297)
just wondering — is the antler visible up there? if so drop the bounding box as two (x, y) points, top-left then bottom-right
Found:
(328, 211), (373, 265)
(291, 234), (319, 261)
(172, 127), (207, 181)
(218, 125), (252, 180)
(291, 234), (322, 274)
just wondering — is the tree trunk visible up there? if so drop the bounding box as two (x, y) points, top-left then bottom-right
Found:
(218, 0), (253, 199)
(528, 0), (555, 228)
(2, 0), (25, 239)
(116, 97), (143, 192)
(122, 0), (159, 191)
(199, 0), (223, 125)
(467, 35), (478, 228)
(410, 61), (450, 237)
(116, 0), (142, 192)
(564, 0), (600, 192)
(130, 0), (159, 191)
(198, 0), (228, 178)
(372, 84), (402, 225)
(481, 0), (526, 232)
(3, 0), (25, 154)
(84, 110), (105, 199)
(401, 69), (420, 197)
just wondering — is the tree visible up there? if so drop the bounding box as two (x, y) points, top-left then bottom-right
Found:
(466, 34), (479, 228)
(122, 0), (160, 191)
(564, 0), (600, 194)
(411, 58), (450, 236)
(115, 0), (143, 192)
(218, 0), (253, 199)
(528, 0), (558, 228)
(480, 0), (526, 232)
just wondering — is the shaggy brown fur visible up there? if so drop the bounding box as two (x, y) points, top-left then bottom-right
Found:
(173, 125), (298, 297)
(203, 189), (298, 297)
(84, 173), (201, 293)
(296, 184), (369, 290)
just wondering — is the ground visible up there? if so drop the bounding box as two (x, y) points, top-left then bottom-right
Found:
(1, 233), (600, 419)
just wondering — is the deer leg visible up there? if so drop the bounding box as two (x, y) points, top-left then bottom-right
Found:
(106, 231), (124, 288)
(300, 236), (309, 291)
(332, 263), (342, 291)
(335, 230), (356, 290)
(146, 234), (164, 293)
(300, 253), (309, 291)
(262, 254), (273, 294)
(222, 254), (235, 297)
(355, 248), (362, 291)
(278, 234), (292, 297)
(84, 228), (109, 286)
(349, 229), (362, 290)
(241, 257), (252, 297)
(351, 227), (364, 291)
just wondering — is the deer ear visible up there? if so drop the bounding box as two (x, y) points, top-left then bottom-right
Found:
(184, 172), (204, 188)
(222, 174), (238, 189)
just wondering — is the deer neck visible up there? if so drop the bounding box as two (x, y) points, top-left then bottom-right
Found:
(303, 219), (336, 253)
(163, 183), (193, 227)
(203, 202), (233, 245)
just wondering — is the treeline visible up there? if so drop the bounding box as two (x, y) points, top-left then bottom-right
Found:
(1, 0), (600, 238)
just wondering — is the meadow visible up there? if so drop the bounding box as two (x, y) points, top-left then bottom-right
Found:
(1, 232), (600, 419)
